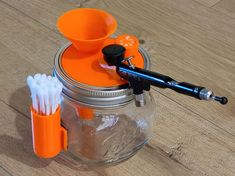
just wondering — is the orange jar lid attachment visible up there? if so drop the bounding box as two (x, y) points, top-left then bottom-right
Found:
(54, 9), (151, 108)
(53, 42), (150, 107)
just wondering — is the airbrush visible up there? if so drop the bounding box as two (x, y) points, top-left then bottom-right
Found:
(101, 44), (228, 107)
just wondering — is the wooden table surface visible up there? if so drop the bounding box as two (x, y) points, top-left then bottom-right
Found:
(0, 0), (234, 175)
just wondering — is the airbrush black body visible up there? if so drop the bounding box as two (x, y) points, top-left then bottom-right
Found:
(102, 44), (228, 107)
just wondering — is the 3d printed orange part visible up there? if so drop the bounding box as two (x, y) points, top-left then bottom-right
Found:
(76, 106), (94, 120)
(116, 34), (139, 57)
(31, 106), (67, 158)
(61, 40), (145, 87)
(57, 8), (117, 53)
(57, 8), (145, 87)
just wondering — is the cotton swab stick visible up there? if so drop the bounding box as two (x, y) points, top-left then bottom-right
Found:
(27, 75), (39, 113)
(30, 82), (39, 112)
(44, 87), (51, 116)
(48, 86), (54, 115)
(51, 86), (57, 114)
(38, 89), (45, 115)
(54, 86), (62, 114)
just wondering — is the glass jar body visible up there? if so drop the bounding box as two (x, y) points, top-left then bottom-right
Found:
(60, 92), (156, 166)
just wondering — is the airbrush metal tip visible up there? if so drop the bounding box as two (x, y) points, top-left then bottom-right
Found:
(199, 89), (228, 105)
(211, 95), (228, 105)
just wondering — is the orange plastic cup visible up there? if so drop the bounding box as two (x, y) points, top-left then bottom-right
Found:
(57, 8), (117, 53)
(31, 106), (67, 158)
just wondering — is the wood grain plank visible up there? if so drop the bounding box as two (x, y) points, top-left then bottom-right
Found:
(1, 0), (235, 135)
(0, 165), (13, 176)
(0, 0), (68, 74)
(213, 0), (235, 18)
(0, 0), (79, 32)
(193, 0), (220, 7)
(3, 0), (234, 62)
(110, 0), (235, 61)
(150, 92), (235, 176)
(0, 0), (235, 176)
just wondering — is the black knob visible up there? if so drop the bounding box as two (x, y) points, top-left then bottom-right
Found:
(214, 96), (228, 105)
(102, 44), (126, 66)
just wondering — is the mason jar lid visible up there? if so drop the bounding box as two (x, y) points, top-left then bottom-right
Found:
(53, 42), (150, 108)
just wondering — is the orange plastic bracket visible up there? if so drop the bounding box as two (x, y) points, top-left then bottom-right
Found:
(31, 106), (67, 158)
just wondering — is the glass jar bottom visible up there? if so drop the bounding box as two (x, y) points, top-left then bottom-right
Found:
(65, 113), (149, 166)
(66, 139), (148, 167)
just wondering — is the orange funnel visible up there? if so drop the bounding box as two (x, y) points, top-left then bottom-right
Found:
(57, 8), (117, 52)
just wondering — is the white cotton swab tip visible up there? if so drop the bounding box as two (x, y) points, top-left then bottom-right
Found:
(26, 76), (34, 88)
(27, 73), (63, 116)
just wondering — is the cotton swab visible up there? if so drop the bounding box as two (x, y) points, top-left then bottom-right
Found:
(27, 76), (34, 87)
(51, 86), (57, 114)
(30, 82), (38, 112)
(34, 74), (41, 84)
(44, 87), (51, 116)
(27, 76), (39, 113)
(38, 89), (45, 115)
(26, 73), (63, 116)
(48, 86), (54, 114)
(41, 73), (47, 81)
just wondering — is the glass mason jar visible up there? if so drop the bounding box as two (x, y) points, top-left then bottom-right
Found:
(53, 43), (156, 166)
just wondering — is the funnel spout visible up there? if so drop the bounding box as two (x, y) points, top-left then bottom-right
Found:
(57, 8), (117, 53)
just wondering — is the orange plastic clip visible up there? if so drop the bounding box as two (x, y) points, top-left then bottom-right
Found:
(31, 106), (67, 158)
